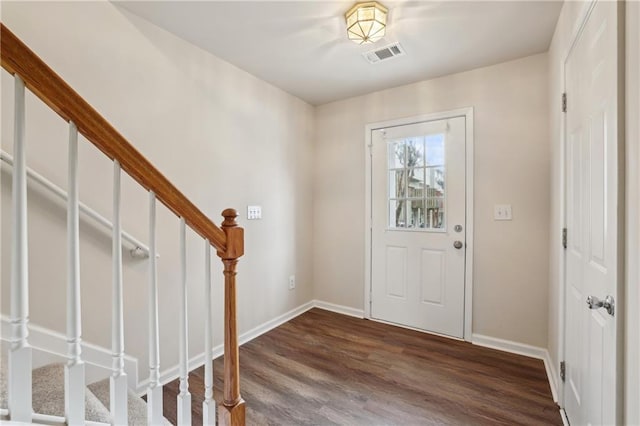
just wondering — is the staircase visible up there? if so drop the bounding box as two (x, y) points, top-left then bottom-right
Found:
(1, 23), (246, 425)
(0, 363), (171, 425)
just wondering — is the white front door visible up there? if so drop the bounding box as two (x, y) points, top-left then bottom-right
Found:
(370, 116), (466, 338)
(564, 1), (622, 424)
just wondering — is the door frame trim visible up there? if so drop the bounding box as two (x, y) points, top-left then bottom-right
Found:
(559, 0), (625, 421)
(363, 107), (474, 341)
(625, 2), (640, 423)
(558, 0), (598, 409)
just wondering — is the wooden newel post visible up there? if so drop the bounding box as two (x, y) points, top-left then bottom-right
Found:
(217, 208), (246, 426)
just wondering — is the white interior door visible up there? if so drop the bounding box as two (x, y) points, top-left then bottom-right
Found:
(370, 116), (466, 338)
(564, 1), (621, 424)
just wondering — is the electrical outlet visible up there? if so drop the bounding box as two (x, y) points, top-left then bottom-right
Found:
(247, 205), (262, 220)
(494, 204), (513, 221)
(288, 275), (295, 290)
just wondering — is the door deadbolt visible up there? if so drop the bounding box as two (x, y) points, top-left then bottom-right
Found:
(454, 225), (463, 232)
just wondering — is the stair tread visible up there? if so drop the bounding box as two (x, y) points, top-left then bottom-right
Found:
(0, 363), (111, 422)
(0, 361), (171, 425)
(88, 378), (172, 426)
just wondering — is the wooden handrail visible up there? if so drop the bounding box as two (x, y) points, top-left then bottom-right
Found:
(0, 23), (227, 251)
(2, 23), (246, 426)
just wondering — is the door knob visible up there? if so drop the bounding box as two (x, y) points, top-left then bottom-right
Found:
(453, 241), (463, 249)
(586, 295), (615, 316)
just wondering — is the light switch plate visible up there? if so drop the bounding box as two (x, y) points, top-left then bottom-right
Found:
(494, 204), (513, 221)
(247, 205), (262, 220)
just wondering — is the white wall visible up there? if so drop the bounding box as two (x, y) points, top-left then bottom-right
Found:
(2, 1), (635, 418)
(0, 1), (315, 383)
(313, 54), (550, 348)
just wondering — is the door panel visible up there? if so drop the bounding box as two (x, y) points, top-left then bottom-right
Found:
(420, 249), (445, 305)
(371, 116), (466, 338)
(564, 1), (620, 424)
(385, 246), (407, 298)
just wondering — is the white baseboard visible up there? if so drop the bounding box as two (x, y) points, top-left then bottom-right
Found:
(472, 334), (548, 358)
(8, 299), (563, 407)
(136, 300), (316, 395)
(2, 304), (561, 409)
(1, 299), (358, 396)
(543, 351), (559, 403)
(312, 300), (364, 318)
(240, 300), (316, 345)
(472, 334), (558, 403)
(0, 315), (139, 389)
(136, 299), (362, 394)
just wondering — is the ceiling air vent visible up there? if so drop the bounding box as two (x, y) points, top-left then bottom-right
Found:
(363, 42), (406, 64)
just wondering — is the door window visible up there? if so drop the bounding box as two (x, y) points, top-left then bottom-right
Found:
(387, 134), (446, 230)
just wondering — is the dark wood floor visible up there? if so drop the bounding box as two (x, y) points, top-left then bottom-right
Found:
(163, 308), (561, 425)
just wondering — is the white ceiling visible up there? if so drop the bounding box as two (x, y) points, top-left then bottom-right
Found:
(116, 1), (563, 106)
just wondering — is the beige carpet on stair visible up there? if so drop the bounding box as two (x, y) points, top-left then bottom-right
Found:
(0, 360), (171, 425)
(0, 362), (112, 423)
(88, 378), (172, 426)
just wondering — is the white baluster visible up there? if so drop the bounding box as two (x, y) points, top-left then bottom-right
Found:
(8, 75), (33, 423)
(202, 240), (215, 426)
(177, 218), (192, 425)
(65, 121), (85, 425)
(147, 191), (163, 425)
(111, 160), (128, 424)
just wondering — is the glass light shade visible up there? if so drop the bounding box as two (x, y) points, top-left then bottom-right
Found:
(345, 2), (388, 45)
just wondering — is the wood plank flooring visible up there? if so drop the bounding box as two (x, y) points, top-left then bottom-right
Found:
(163, 308), (561, 425)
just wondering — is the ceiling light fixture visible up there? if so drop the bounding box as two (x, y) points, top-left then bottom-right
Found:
(345, 1), (388, 45)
